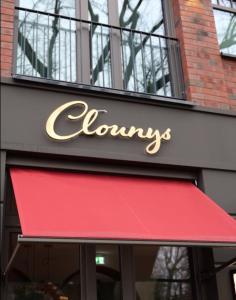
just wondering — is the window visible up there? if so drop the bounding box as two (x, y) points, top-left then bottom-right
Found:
(117, 0), (169, 95)
(212, 0), (236, 56)
(5, 236), (194, 300)
(15, 0), (184, 98)
(16, 0), (76, 82)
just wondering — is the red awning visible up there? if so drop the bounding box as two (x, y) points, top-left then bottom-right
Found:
(10, 168), (236, 246)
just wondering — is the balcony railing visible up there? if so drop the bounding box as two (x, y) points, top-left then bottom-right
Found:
(14, 7), (184, 98)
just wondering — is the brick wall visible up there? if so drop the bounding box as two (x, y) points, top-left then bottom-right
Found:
(0, 0), (235, 111)
(223, 59), (236, 110)
(1, 0), (14, 77)
(173, 0), (236, 111)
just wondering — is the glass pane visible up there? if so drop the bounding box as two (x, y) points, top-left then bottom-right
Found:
(217, 0), (232, 7)
(89, 0), (112, 88)
(17, 1), (76, 81)
(214, 9), (236, 56)
(233, 272), (236, 294)
(7, 234), (81, 300)
(213, 0), (236, 8)
(158, 37), (171, 97)
(134, 246), (193, 300)
(121, 32), (172, 96)
(19, 0), (75, 17)
(118, 0), (164, 34)
(88, 0), (108, 24)
(118, 0), (172, 96)
(96, 245), (121, 300)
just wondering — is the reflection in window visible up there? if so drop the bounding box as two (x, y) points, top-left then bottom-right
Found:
(15, 0), (181, 97)
(7, 235), (81, 300)
(134, 246), (193, 300)
(232, 272), (236, 294)
(96, 245), (121, 300)
(17, 0), (76, 81)
(213, 9), (236, 56)
(89, 0), (112, 88)
(118, 0), (164, 34)
(212, 0), (236, 8)
(118, 0), (171, 96)
(19, 0), (75, 16)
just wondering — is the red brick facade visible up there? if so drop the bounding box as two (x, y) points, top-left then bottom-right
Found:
(223, 59), (236, 110)
(0, 0), (14, 78)
(174, 0), (236, 110)
(1, 0), (235, 110)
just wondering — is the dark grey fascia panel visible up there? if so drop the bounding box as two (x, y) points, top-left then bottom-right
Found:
(201, 170), (236, 215)
(1, 84), (236, 172)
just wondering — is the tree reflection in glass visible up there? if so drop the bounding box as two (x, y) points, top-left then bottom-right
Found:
(134, 246), (193, 300)
(17, 0), (76, 81)
(16, 0), (174, 95)
(88, 0), (112, 88)
(214, 9), (236, 56)
(118, 0), (171, 96)
(216, 0), (236, 8)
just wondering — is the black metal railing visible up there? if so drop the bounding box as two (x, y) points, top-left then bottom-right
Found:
(15, 7), (184, 98)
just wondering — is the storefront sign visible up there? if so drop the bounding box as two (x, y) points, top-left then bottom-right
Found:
(46, 100), (171, 155)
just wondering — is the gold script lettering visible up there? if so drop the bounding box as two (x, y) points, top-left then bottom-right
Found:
(46, 100), (172, 155)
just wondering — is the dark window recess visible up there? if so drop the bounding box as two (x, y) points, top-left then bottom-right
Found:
(6, 235), (81, 300)
(15, 0), (184, 98)
(95, 245), (121, 300)
(4, 232), (195, 300)
(134, 246), (193, 300)
(212, 1), (236, 56)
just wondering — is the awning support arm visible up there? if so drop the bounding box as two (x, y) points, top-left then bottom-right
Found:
(2, 243), (21, 277)
(201, 256), (236, 280)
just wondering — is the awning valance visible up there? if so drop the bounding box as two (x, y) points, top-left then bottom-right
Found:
(10, 168), (236, 246)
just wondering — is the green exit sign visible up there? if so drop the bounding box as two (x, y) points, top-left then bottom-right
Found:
(96, 256), (105, 265)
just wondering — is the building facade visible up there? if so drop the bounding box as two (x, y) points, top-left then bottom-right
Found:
(1, 0), (236, 300)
